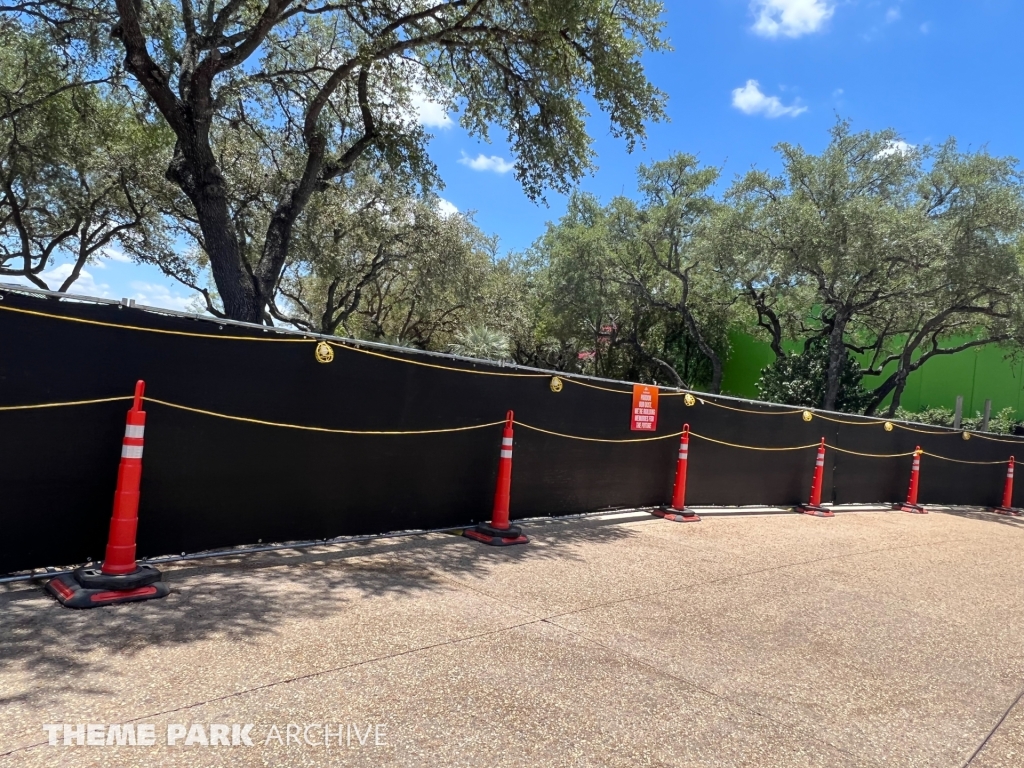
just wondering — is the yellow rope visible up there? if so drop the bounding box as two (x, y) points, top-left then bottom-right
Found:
(887, 419), (1024, 443)
(815, 413), (888, 426)
(0, 395), (132, 410)
(558, 377), (635, 395)
(513, 421), (683, 443)
(555, 377), (703, 397)
(921, 451), (1008, 465)
(327, 341), (548, 378)
(891, 423), (962, 436)
(0, 392), (1013, 467)
(690, 431), (912, 457)
(696, 399), (805, 416)
(559, 378), (807, 419)
(145, 398), (505, 435)
(555, 376), (1023, 444)
(0, 303), (308, 342)
(557, 378), (814, 421)
(689, 431), (820, 451)
(964, 432), (1024, 445)
(826, 445), (916, 459)
(0, 302), (560, 379)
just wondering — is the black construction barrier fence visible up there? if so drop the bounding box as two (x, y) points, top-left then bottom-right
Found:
(0, 289), (1021, 574)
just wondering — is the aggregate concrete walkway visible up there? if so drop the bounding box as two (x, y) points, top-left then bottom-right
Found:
(1, 507), (1023, 767)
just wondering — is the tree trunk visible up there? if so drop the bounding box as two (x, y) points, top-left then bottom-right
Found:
(676, 269), (723, 394)
(112, 7), (265, 324)
(682, 307), (722, 393)
(167, 135), (262, 322)
(253, 135), (328, 313)
(748, 286), (785, 360)
(886, 372), (910, 417)
(864, 376), (897, 416)
(822, 309), (851, 411)
(650, 356), (686, 388)
(864, 354), (910, 416)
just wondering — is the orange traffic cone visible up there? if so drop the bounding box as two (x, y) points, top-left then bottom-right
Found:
(994, 456), (1022, 515)
(464, 411), (529, 546)
(896, 447), (927, 514)
(47, 381), (169, 607)
(797, 439), (833, 517)
(652, 425), (700, 522)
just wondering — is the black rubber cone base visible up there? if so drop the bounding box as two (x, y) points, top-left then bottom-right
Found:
(463, 522), (529, 547)
(46, 573), (169, 609)
(652, 507), (701, 522)
(74, 563), (162, 590)
(797, 504), (834, 518)
(995, 507), (1023, 516)
(897, 503), (928, 514)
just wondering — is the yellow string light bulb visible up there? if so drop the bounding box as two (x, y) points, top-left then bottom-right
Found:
(314, 341), (334, 363)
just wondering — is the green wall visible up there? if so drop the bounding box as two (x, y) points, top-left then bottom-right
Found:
(720, 330), (1024, 418)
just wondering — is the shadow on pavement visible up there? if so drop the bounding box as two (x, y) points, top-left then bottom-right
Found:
(933, 507), (1024, 529)
(0, 514), (642, 706)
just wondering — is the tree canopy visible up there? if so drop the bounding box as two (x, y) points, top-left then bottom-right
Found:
(524, 155), (733, 389)
(713, 121), (1024, 412)
(0, 22), (172, 291)
(3, 0), (669, 322)
(522, 122), (1024, 412)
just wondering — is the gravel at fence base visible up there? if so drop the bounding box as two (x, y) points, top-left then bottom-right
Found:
(1, 507), (1023, 767)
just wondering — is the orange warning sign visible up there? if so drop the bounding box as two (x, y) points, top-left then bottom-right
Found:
(631, 384), (659, 431)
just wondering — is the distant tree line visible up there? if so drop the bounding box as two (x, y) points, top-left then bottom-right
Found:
(523, 122), (1024, 415)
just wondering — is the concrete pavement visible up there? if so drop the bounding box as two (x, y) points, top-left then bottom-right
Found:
(1, 507), (1022, 767)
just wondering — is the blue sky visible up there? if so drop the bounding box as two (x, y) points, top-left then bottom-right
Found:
(16, 0), (1024, 311)
(444, 0), (1024, 252)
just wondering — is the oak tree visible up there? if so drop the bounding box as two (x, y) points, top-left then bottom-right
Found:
(6, 0), (668, 322)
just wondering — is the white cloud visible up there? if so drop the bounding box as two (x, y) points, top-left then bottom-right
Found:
(1, 259), (201, 311)
(91, 248), (136, 269)
(920, 22), (931, 34)
(2, 264), (112, 296)
(751, 0), (835, 38)
(383, 57), (453, 130)
(885, 7), (901, 23)
(436, 197), (459, 217)
(42, 265), (112, 296)
(128, 280), (196, 312)
(876, 140), (915, 158)
(458, 152), (514, 174)
(408, 85), (452, 129)
(731, 80), (807, 118)
(102, 247), (132, 264)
